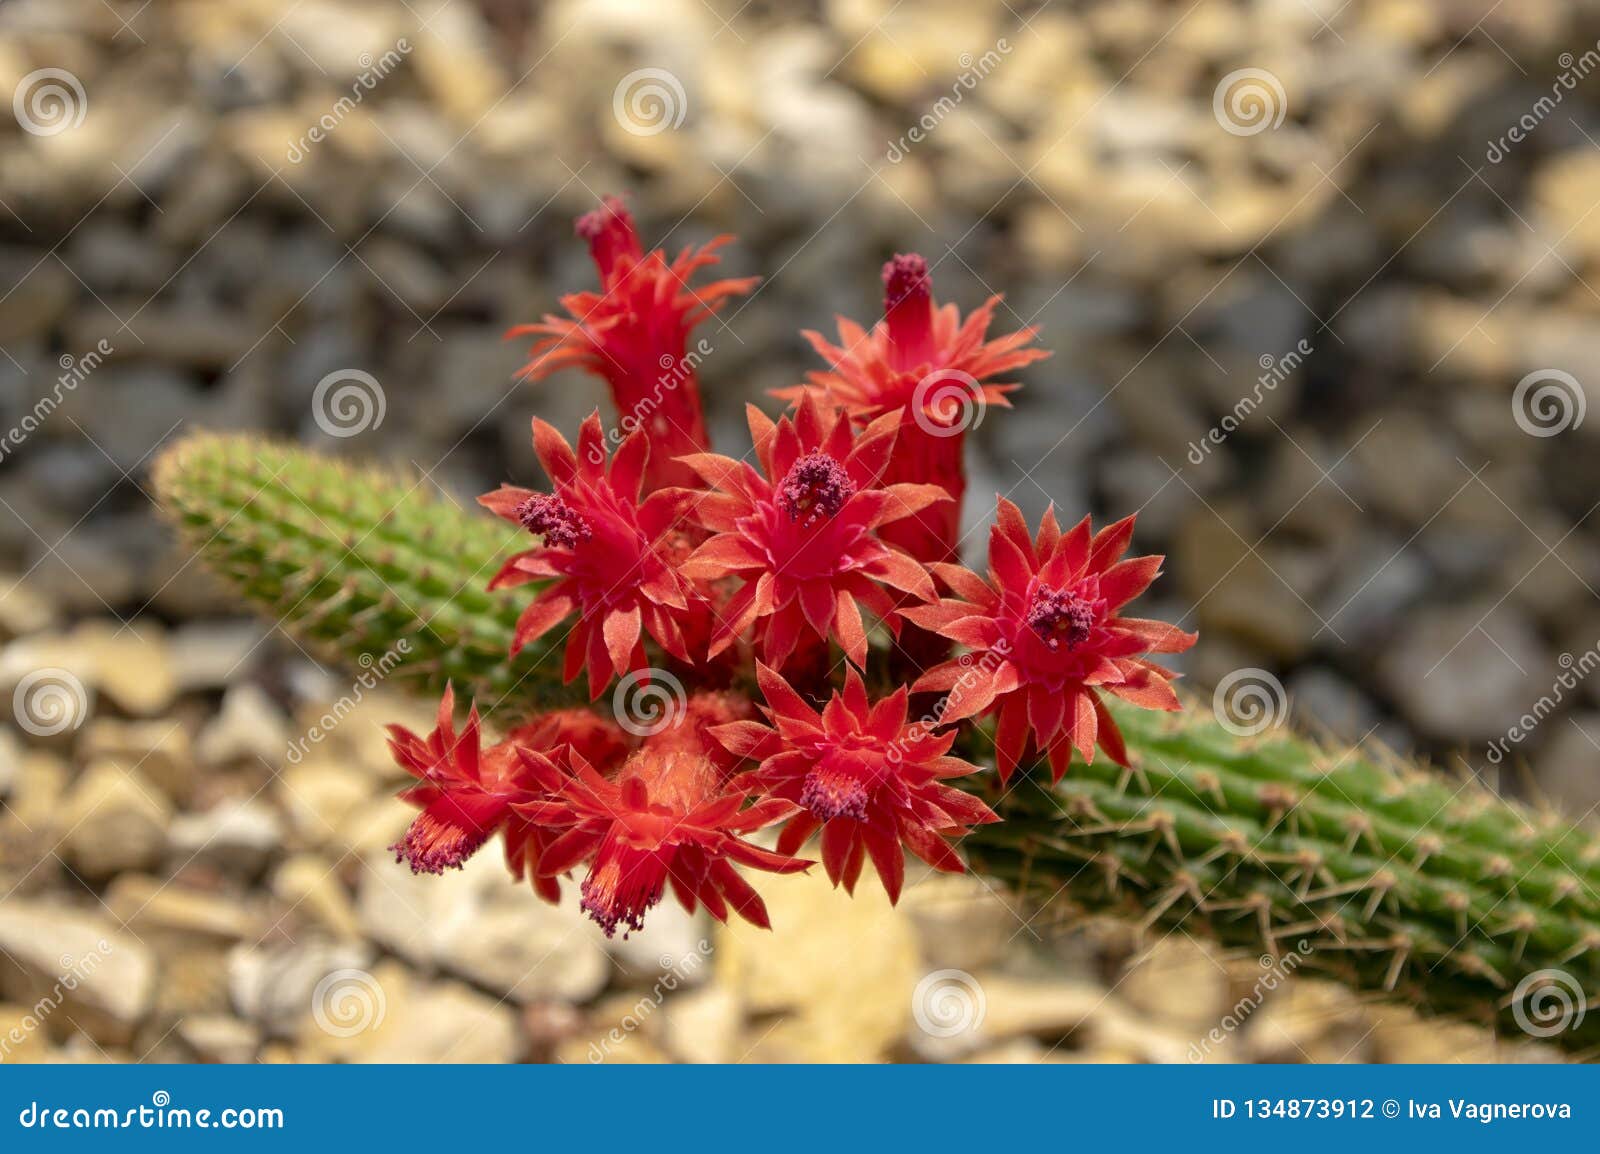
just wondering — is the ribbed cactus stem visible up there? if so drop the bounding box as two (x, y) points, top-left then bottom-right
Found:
(962, 709), (1600, 1051)
(152, 433), (1600, 1054)
(153, 433), (581, 711)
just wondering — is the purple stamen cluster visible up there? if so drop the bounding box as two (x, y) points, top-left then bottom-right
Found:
(799, 766), (872, 823)
(516, 493), (591, 548)
(778, 452), (855, 525)
(1027, 585), (1098, 651)
(882, 252), (931, 310)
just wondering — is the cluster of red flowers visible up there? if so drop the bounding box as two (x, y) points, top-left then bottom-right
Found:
(388, 196), (1196, 937)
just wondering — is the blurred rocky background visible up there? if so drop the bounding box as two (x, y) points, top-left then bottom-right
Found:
(0, 0), (1597, 1062)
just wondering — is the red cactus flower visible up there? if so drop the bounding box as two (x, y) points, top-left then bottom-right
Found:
(714, 665), (998, 903)
(903, 499), (1196, 781)
(675, 395), (949, 669)
(499, 706), (633, 900)
(480, 412), (711, 698)
(776, 253), (1049, 563)
(388, 685), (569, 883)
(507, 196), (758, 491)
(629, 689), (756, 775)
(505, 707), (633, 774)
(522, 712), (808, 936)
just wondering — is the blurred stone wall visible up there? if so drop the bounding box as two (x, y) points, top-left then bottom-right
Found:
(1, 0), (1599, 1063)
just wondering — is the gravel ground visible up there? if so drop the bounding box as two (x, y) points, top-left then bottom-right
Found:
(0, 0), (1596, 1061)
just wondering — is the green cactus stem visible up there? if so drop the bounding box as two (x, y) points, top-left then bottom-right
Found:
(153, 432), (582, 711)
(153, 432), (1600, 1055)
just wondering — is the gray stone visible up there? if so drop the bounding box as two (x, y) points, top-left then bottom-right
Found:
(357, 851), (610, 1004)
(196, 683), (289, 768)
(177, 1014), (261, 1064)
(168, 623), (267, 692)
(0, 903), (156, 1046)
(60, 760), (171, 880)
(1535, 715), (1600, 815)
(1289, 667), (1384, 745)
(227, 939), (374, 1039)
(1379, 604), (1550, 742)
(1319, 535), (1429, 643)
(168, 799), (283, 878)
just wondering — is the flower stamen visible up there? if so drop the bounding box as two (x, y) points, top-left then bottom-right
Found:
(799, 760), (872, 822)
(579, 838), (664, 939)
(574, 196), (642, 278)
(777, 451), (856, 526)
(882, 253), (935, 368)
(1027, 585), (1098, 651)
(515, 492), (591, 548)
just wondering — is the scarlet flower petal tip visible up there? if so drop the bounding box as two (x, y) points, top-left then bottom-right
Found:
(904, 499), (1196, 782)
(717, 664), (998, 904)
(677, 395), (950, 669)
